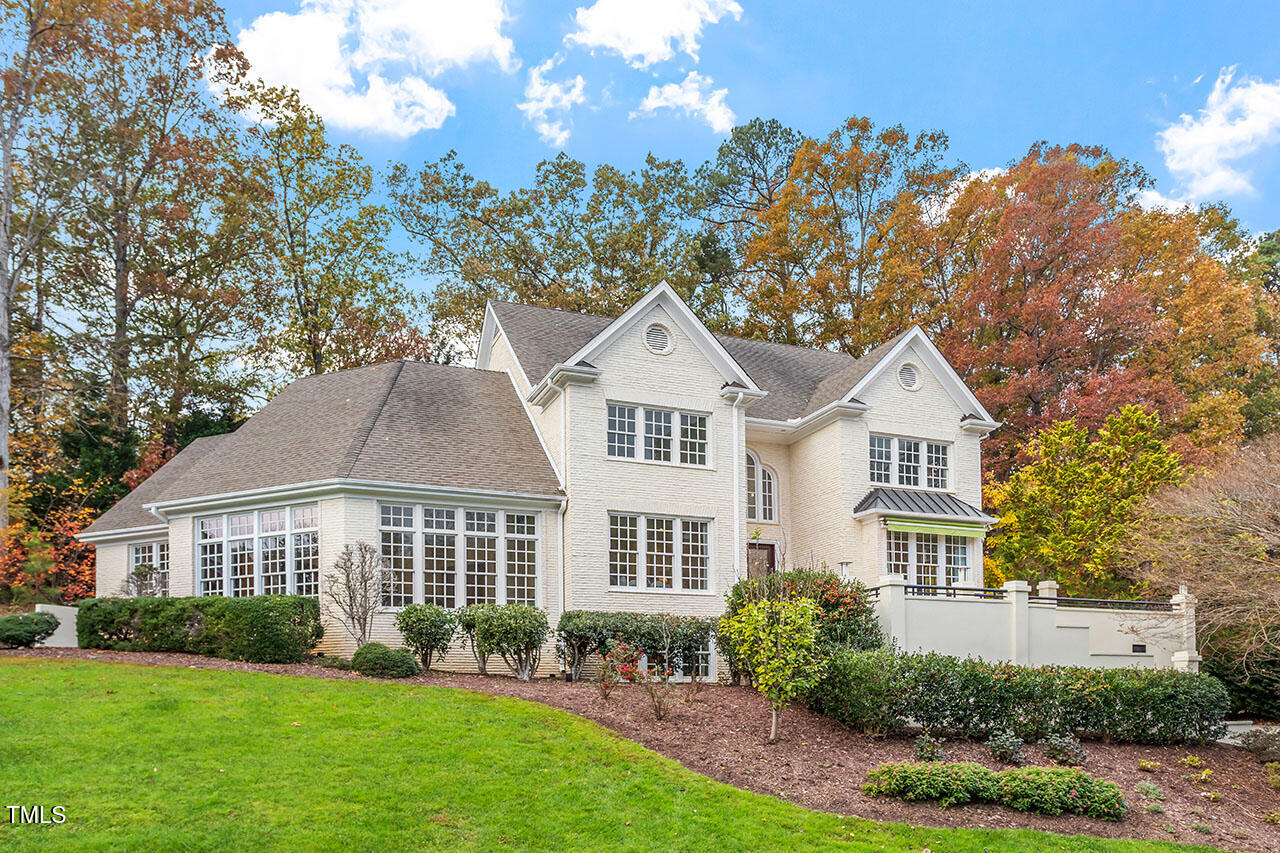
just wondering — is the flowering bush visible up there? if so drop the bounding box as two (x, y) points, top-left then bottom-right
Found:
(864, 762), (1128, 820)
(596, 640), (640, 699)
(915, 733), (945, 762)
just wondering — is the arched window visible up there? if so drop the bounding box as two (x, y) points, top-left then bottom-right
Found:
(745, 451), (776, 523)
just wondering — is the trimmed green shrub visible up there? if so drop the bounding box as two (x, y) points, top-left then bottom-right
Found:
(1203, 653), (1280, 721)
(0, 611), (58, 648)
(807, 646), (903, 735)
(807, 647), (1229, 745)
(77, 596), (322, 663)
(556, 610), (714, 680)
(394, 604), (455, 670)
(1239, 729), (1280, 763)
(351, 642), (419, 678)
(473, 604), (550, 680)
(863, 762), (1127, 820)
(455, 604), (498, 674)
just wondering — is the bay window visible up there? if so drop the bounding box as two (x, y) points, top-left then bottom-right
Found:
(197, 506), (320, 598)
(885, 528), (974, 591)
(376, 503), (540, 610)
(608, 513), (710, 592)
(870, 434), (951, 490)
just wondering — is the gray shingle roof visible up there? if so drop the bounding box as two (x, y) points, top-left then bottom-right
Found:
(853, 487), (989, 520)
(81, 434), (232, 534)
(489, 300), (911, 421)
(108, 361), (563, 519)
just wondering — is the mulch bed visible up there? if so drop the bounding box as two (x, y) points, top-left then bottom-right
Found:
(7, 647), (1280, 852)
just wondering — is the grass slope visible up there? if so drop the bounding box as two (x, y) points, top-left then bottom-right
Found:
(0, 659), (1211, 853)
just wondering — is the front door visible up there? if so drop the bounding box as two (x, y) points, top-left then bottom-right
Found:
(747, 542), (777, 579)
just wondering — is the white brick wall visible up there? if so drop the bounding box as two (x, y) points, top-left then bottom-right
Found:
(562, 304), (739, 619)
(93, 542), (130, 597)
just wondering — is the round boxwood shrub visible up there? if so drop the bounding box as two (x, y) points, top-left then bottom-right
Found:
(0, 611), (59, 648)
(352, 642), (419, 678)
(394, 604), (455, 670)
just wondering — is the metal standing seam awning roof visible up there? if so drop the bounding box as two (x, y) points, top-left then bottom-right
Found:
(853, 487), (994, 537)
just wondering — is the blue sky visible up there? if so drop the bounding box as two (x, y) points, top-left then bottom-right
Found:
(221, 0), (1280, 232)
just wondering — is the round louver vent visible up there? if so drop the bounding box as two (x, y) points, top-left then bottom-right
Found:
(644, 323), (673, 354)
(898, 363), (920, 390)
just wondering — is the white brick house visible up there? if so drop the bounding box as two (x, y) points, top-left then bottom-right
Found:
(79, 282), (1198, 671)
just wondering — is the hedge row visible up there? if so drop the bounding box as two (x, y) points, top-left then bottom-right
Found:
(863, 762), (1128, 821)
(808, 647), (1229, 745)
(556, 610), (714, 680)
(0, 612), (58, 648)
(77, 596), (323, 664)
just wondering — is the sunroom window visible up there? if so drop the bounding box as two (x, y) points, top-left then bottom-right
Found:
(195, 506), (320, 598)
(375, 503), (540, 609)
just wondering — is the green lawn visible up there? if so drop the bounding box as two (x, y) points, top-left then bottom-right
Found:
(0, 658), (1212, 853)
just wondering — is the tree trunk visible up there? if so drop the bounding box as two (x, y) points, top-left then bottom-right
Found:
(110, 201), (130, 429)
(769, 707), (779, 743)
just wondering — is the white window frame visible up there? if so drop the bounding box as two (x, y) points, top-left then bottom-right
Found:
(884, 528), (974, 590)
(375, 502), (540, 612)
(128, 541), (170, 596)
(745, 450), (777, 523)
(194, 505), (320, 598)
(869, 433), (952, 491)
(605, 400), (711, 469)
(607, 512), (713, 593)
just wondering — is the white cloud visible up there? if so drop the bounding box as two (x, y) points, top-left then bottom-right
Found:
(565, 0), (742, 68)
(1154, 66), (1280, 201)
(631, 71), (734, 133)
(235, 0), (516, 138)
(518, 58), (587, 147)
(1135, 188), (1194, 213)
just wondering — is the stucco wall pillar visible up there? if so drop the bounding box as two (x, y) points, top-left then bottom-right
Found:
(875, 574), (908, 649)
(1170, 585), (1202, 673)
(1004, 579), (1031, 665)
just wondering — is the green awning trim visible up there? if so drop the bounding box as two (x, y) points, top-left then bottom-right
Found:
(885, 519), (988, 539)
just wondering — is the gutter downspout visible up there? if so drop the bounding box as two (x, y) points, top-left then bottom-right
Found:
(558, 386), (569, 674)
(731, 391), (746, 582)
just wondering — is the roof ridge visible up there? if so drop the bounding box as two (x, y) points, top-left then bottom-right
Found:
(339, 360), (405, 479)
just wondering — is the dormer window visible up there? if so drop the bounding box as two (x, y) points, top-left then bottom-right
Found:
(746, 451), (776, 522)
(870, 434), (950, 490)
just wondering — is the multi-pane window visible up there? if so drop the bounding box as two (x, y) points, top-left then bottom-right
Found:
(679, 413), (708, 466)
(915, 534), (939, 587)
(608, 402), (709, 467)
(380, 529), (414, 608)
(506, 513), (537, 606)
(945, 536), (968, 588)
(376, 504), (539, 610)
(608, 513), (711, 591)
(887, 530), (973, 589)
(198, 517), (225, 596)
(869, 435), (893, 484)
(607, 404), (637, 458)
(745, 451), (777, 522)
(646, 517), (675, 589)
(926, 443), (949, 490)
(870, 435), (951, 490)
(195, 506), (320, 598)
(886, 530), (910, 576)
(643, 409), (673, 462)
(128, 542), (170, 596)
(681, 520), (710, 591)
(609, 514), (639, 587)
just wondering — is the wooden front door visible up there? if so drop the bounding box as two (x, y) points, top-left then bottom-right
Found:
(747, 542), (777, 579)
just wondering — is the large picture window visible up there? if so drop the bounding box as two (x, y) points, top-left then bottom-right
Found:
(745, 451), (776, 522)
(606, 401), (709, 467)
(884, 529), (973, 591)
(608, 513), (711, 592)
(375, 503), (540, 610)
(195, 506), (320, 598)
(869, 434), (950, 490)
